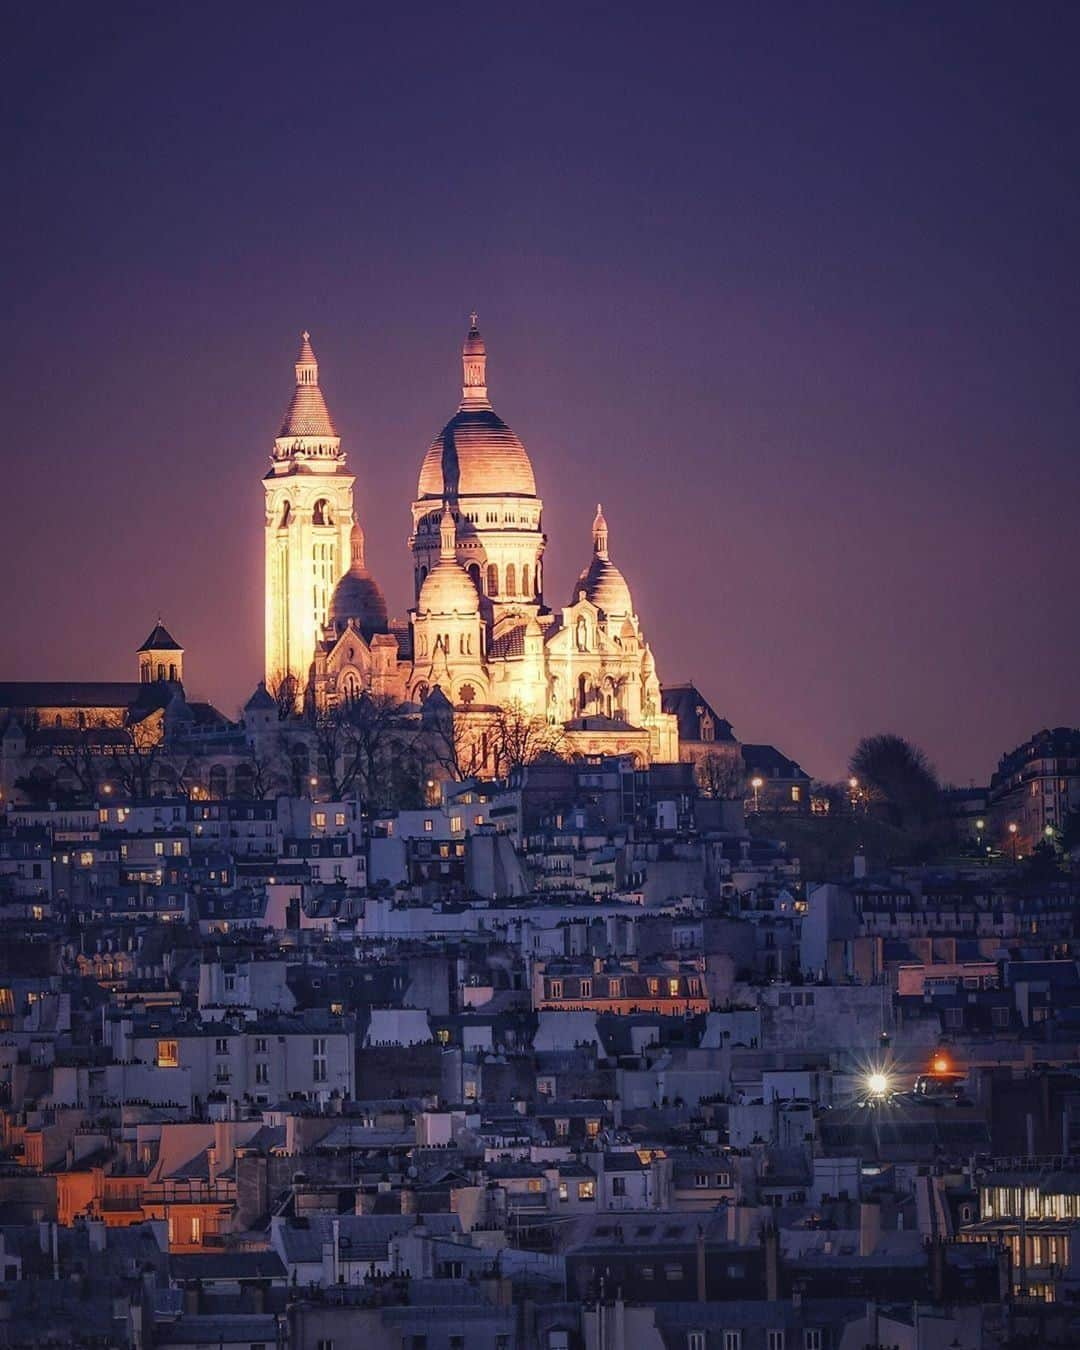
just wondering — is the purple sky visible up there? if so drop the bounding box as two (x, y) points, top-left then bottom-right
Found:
(3, 3), (1078, 784)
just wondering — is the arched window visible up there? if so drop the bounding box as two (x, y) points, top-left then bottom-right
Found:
(576, 618), (588, 652)
(486, 564), (499, 596)
(157, 662), (165, 681)
(467, 562), (482, 596)
(312, 498), (332, 526)
(140, 661), (150, 684)
(521, 564), (530, 597)
(208, 765), (228, 799)
(415, 682), (430, 703)
(280, 500), (291, 527)
(578, 675), (590, 713)
(341, 670), (361, 700)
(234, 763), (255, 798)
(168, 663), (177, 682)
(505, 564), (516, 597)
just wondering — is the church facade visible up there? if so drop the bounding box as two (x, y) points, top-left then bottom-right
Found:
(264, 319), (678, 764)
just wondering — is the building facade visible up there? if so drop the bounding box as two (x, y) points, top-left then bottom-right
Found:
(264, 318), (678, 761)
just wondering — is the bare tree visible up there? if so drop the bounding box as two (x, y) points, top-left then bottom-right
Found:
(695, 750), (745, 800)
(110, 712), (168, 798)
(158, 749), (203, 799)
(490, 701), (566, 776)
(239, 741), (282, 800)
(850, 733), (942, 830)
(266, 669), (301, 720)
(423, 704), (489, 782)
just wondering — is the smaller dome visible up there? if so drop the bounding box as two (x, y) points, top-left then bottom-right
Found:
(328, 522), (389, 639)
(574, 556), (634, 617)
(419, 558), (480, 616)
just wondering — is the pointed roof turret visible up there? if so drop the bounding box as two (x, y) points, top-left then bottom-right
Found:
(460, 312), (491, 410)
(244, 680), (277, 712)
(592, 503), (609, 559)
(278, 330), (338, 438)
(138, 621), (182, 653)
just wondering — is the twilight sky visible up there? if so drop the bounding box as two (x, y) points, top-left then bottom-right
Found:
(2, 2), (1078, 784)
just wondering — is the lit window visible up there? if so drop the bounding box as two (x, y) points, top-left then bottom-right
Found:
(668, 978), (680, 996)
(335, 812), (346, 827)
(424, 819), (433, 833)
(314, 812), (326, 828)
(791, 786), (801, 803)
(577, 1180), (596, 1200)
(580, 979), (592, 998)
(550, 980), (563, 998)
(172, 841), (183, 856)
(586, 1119), (600, 1138)
(527, 1178), (543, 1194)
(156, 1040), (179, 1068)
(154, 841), (164, 856)
(450, 816), (463, 833)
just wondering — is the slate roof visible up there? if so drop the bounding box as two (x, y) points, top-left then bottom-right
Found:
(0, 681), (145, 709)
(138, 622), (182, 652)
(276, 1213), (461, 1264)
(661, 683), (736, 743)
(741, 743), (810, 780)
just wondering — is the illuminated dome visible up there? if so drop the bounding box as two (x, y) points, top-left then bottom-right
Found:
(574, 556), (634, 617)
(416, 316), (537, 500)
(328, 523), (388, 639)
(572, 504), (634, 617)
(418, 509), (480, 615)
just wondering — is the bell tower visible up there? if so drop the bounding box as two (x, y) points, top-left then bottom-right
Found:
(263, 333), (355, 703)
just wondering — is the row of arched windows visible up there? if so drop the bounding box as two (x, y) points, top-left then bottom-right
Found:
(416, 560), (542, 602)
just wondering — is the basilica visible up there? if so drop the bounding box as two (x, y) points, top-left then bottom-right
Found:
(264, 320), (679, 765)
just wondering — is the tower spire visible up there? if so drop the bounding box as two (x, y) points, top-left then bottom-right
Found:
(460, 312), (490, 410)
(592, 503), (609, 559)
(278, 330), (337, 439)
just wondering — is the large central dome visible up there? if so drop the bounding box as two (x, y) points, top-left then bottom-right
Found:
(416, 316), (537, 501)
(418, 408), (536, 500)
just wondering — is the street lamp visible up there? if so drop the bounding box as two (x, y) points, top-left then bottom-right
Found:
(1008, 821), (1018, 862)
(750, 776), (764, 812)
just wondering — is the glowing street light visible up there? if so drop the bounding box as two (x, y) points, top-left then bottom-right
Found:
(866, 1070), (890, 1098)
(1008, 821), (1018, 862)
(750, 776), (764, 812)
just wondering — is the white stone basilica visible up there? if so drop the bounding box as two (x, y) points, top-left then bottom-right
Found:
(263, 319), (678, 764)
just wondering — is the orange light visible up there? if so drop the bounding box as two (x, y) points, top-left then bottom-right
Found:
(932, 1054), (950, 1075)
